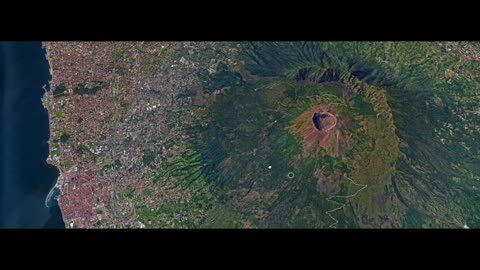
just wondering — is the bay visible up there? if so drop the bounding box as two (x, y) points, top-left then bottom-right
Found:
(0, 41), (64, 228)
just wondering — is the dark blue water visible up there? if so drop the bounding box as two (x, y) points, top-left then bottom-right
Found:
(0, 42), (65, 228)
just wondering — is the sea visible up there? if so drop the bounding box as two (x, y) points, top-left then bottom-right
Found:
(0, 42), (65, 228)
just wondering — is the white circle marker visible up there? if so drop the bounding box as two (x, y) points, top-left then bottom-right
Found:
(268, 166), (272, 169)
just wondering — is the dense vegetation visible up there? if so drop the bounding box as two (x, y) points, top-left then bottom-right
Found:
(125, 42), (480, 228)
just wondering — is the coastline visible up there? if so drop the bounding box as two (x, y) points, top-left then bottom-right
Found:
(41, 43), (66, 228)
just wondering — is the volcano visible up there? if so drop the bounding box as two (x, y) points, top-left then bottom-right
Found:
(290, 105), (348, 157)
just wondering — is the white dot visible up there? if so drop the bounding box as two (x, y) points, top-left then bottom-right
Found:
(268, 166), (272, 169)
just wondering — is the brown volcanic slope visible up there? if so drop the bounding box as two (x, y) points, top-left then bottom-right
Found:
(290, 105), (349, 157)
